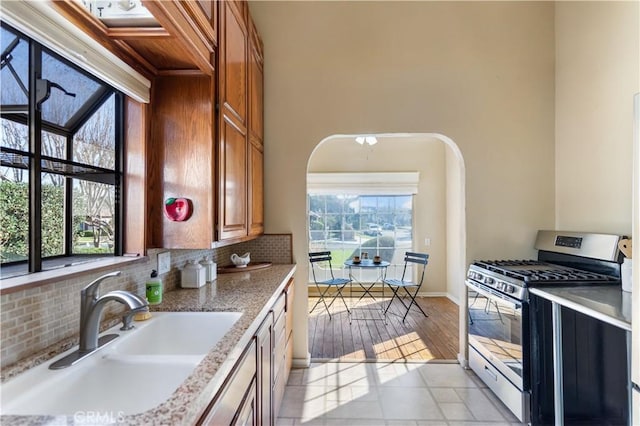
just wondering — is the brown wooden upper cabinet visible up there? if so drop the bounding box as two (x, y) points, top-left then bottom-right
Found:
(146, 0), (264, 248)
(148, 74), (216, 249)
(216, 0), (264, 243)
(53, 0), (264, 248)
(248, 16), (265, 238)
(217, 0), (249, 241)
(51, 0), (218, 76)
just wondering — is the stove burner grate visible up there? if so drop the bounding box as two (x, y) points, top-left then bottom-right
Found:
(474, 259), (618, 284)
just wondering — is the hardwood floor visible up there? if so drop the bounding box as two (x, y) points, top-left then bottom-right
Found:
(308, 296), (459, 362)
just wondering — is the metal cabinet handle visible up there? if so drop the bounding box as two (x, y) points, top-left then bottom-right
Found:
(484, 365), (498, 381)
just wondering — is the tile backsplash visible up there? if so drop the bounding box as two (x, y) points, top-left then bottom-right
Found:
(0, 234), (292, 370)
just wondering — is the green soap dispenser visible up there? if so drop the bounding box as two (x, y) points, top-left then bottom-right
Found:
(146, 270), (163, 305)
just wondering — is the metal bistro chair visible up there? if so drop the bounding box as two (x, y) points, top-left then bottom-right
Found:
(309, 251), (351, 319)
(382, 252), (429, 323)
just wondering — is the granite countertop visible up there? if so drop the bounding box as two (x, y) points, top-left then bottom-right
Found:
(529, 285), (632, 331)
(1, 264), (297, 425)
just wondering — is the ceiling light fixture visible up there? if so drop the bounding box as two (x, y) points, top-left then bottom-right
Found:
(75, 0), (160, 27)
(355, 136), (378, 146)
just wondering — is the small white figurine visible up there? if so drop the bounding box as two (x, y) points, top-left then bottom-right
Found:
(231, 252), (250, 268)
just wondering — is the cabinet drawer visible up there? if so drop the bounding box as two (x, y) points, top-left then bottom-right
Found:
(285, 282), (294, 338)
(273, 292), (286, 323)
(273, 304), (286, 340)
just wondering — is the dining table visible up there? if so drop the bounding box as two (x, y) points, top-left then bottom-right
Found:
(344, 259), (391, 322)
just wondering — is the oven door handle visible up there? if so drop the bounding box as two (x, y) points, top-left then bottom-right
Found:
(465, 280), (521, 310)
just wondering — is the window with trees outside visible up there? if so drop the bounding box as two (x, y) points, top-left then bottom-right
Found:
(308, 194), (414, 284)
(1, 23), (124, 277)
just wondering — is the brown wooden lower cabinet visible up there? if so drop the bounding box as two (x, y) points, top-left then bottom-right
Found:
(273, 278), (294, 420)
(272, 305), (287, 409)
(284, 281), (295, 385)
(198, 278), (295, 425)
(257, 313), (273, 426)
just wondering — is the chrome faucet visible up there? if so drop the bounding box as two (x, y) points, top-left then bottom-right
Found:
(79, 271), (148, 353)
(50, 271), (148, 369)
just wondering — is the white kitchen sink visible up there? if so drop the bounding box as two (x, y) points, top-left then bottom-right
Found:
(112, 311), (243, 356)
(1, 311), (242, 416)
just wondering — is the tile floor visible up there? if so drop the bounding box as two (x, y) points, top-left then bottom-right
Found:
(277, 361), (526, 426)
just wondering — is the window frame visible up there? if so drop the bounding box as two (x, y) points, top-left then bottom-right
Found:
(307, 192), (416, 283)
(1, 22), (124, 276)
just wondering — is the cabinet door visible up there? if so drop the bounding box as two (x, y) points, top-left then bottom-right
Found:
(150, 75), (215, 249)
(218, 117), (248, 240)
(219, 0), (247, 127)
(257, 313), (273, 426)
(284, 279), (295, 379)
(196, 0), (217, 46)
(234, 377), (257, 426)
(247, 16), (264, 237)
(217, 0), (249, 241)
(272, 292), (287, 420)
(199, 339), (257, 425)
(248, 18), (263, 143)
(248, 140), (263, 236)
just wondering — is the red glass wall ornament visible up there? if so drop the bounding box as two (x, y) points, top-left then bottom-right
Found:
(164, 197), (193, 221)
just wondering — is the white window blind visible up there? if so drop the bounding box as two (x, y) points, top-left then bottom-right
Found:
(1, 1), (151, 103)
(307, 172), (420, 195)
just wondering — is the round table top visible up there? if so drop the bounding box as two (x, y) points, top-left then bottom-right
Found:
(344, 259), (390, 268)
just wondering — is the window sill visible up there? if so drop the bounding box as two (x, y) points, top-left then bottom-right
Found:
(0, 255), (148, 295)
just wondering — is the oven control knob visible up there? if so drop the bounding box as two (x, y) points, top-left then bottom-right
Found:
(484, 277), (494, 285)
(506, 285), (514, 293)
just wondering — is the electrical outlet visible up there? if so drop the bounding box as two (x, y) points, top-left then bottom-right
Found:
(424, 238), (431, 247)
(157, 251), (171, 274)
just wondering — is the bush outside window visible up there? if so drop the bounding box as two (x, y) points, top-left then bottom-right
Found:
(0, 23), (124, 277)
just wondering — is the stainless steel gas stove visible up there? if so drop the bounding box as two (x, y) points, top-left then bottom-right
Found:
(466, 230), (623, 423)
(468, 259), (619, 302)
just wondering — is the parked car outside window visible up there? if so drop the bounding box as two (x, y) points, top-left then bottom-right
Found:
(382, 223), (395, 230)
(364, 223), (382, 236)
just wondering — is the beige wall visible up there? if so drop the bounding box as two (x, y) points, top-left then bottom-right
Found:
(308, 135), (448, 295)
(250, 1), (556, 362)
(555, 1), (639, 234)
(446, 143), (465, 304)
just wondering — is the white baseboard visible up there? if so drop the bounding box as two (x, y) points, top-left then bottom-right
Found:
(416, 291), (449, 297)
(457, 353), (469, 369)
(292, 352), (311, 369)
(415, 291), (461, 306)
(446, 293), (461, 305)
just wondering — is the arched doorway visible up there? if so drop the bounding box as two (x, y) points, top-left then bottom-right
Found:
(304, 133), (468, 364)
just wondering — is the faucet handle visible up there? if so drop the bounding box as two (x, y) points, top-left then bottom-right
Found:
(120, 313), (136, 331)
(120, 306), (148, 330)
